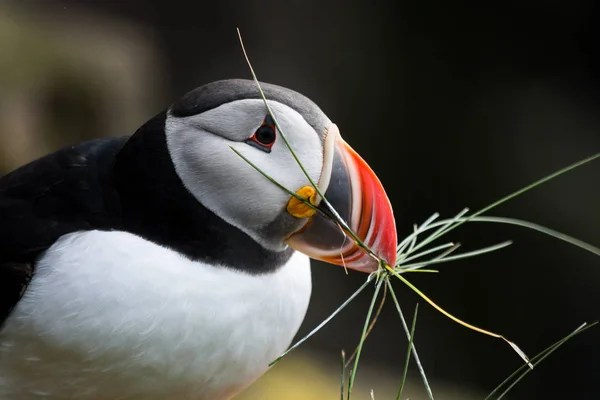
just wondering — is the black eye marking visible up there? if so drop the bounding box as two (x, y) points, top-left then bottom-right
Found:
(245, 114), (277, 153)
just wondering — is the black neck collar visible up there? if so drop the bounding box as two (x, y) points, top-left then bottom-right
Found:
(113, 112), (293, 274)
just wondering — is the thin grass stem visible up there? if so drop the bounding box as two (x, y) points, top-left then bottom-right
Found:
(396, 303), (419, 400)
(396, 213), (439, 257)
(229, 146), (324, 217)
(400, 242), (456, 264)
(406, 224), (419, 254)
(347, 277), (385, 398)
(396, 241), (513, 271)
(236, 29), (376, 258)
(456, 216), (600, 257)
(400, 243), (462, 273)
(407, 208), (469, 256)
(486, 322), (597, 400)
(345, 284), (387, 368)
(269, 276), (373, 366)
(340, 350), (346, 400)
(398, 215), (600, 259)
(410, 154), (600, 255)
(401, 269), (440, 274)
(387, 280), (433, 399)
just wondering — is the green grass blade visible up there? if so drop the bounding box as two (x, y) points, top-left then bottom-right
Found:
(409, 153), (600, 255)
(458, 216), (600, 257)
(269, 276), (373, 366)
(397, 213), (439, 257)
(400, 242), (456, 264)
(400, 244), (462, 272)
(472, 153), (600, 219)
(348, 277), (385, 398)
(406, 224), (419, 254)
(402, 269), (440, 274)
(407, 208), (469, 256)
(396, 303), (419, 400)
(345, 283), (387, 368)
(387, 280), (434, 399)
(397, 241), (512, 271)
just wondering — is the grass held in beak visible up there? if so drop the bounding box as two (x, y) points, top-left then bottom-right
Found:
(236, 28), (600, 400)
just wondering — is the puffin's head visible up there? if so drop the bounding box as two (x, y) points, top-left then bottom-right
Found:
(164, 79), (396, 272)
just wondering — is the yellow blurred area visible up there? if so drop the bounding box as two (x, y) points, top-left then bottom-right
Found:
(237, 351), (482, 400)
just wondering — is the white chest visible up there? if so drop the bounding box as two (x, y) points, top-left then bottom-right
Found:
(0, 230), (312, 400)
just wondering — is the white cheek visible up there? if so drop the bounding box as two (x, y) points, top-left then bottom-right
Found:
(165, 101), (324, 249)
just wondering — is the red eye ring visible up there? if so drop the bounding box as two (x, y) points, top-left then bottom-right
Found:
(246, 115), (277, 153)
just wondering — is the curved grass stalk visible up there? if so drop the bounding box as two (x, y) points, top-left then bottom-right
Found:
(386, 265), (533, 368)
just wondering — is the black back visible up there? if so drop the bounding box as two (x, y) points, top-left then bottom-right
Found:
(0, 110), (292, 326)
(0, 137), (126, 324)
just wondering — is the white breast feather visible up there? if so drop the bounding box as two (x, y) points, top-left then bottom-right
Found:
(0, 230), (312, 400)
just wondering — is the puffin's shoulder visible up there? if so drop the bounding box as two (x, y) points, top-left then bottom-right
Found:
(0, 136), (128, 326)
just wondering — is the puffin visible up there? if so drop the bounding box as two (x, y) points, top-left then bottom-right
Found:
(0, 79), (397, 399)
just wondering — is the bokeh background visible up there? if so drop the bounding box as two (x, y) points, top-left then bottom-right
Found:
(1, 1), (599, 399)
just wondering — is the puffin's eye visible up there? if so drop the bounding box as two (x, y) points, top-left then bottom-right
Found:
(245, 115), (277, 153)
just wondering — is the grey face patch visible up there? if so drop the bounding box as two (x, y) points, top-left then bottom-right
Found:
(258, 207), (308, 251)
(170, 79), (331, 140)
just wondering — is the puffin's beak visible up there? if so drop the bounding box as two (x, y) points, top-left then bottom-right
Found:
(286, 125), (397, 273)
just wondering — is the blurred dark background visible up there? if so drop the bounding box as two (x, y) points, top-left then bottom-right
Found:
(1, 1), (599, 399)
